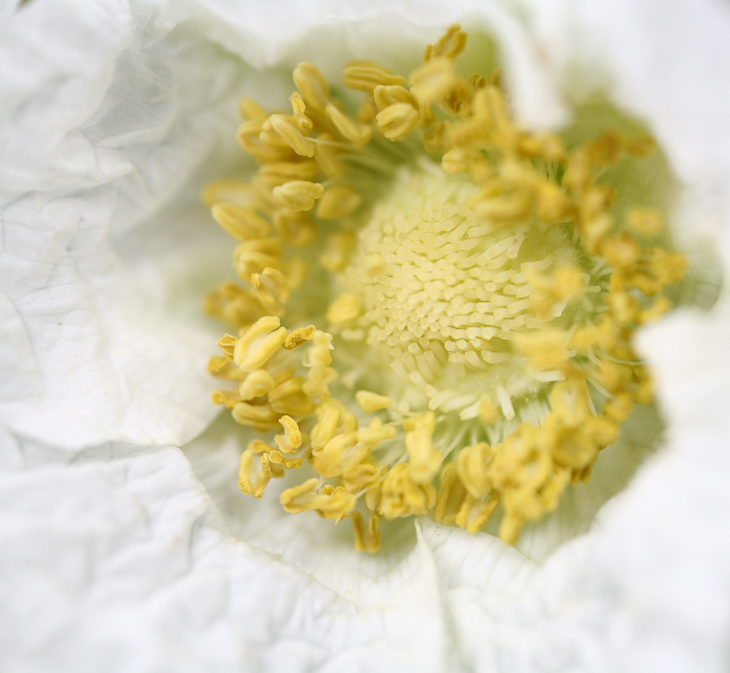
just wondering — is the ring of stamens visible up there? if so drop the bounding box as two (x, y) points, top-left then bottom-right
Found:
(205, 24), (687, 550)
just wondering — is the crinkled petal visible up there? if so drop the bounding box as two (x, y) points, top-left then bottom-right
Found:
(0, 441), (462, 673)
(0, 1), (280, 449)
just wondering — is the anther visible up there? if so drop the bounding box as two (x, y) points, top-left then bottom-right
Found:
(238, 449), (271, 497)
(376, 103), (419, 141)
(238, 369), (276, 400)
(232, 402), (280, 431)
(455, 442), (491, 499)
(273, 180), (324, 212)
(410, 58), (456, 105)
(233, 316), (288, 372)
(351, 511), (381, 553)
(275, 415), (302, 454)
(251, 267), (290, 304)
(239, 97), (267, 121)
(284, 325), (316, 350)
(434, 463), (467, 526)
(289, 92), (313, 132)
(325, 103), (372, 146)
(316, 185), (362, 220)
(425, 24), (467, 62)
(272, 209), (315, 247)
(212, 204), (270, 241)
(266, 114), (316, 157)
(355, 390), (392, 413)
(292, 62), (331, 113)
(343, 60), (406, 93)
(326, 293), (360, 324)
(259, 160), (319, 187)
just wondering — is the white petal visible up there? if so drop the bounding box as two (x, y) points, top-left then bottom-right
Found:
(0, 440), (464, 673)
(0, 1), (281, 448)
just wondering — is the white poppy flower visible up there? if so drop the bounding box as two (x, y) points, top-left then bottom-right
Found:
(2, 0), (730, 672)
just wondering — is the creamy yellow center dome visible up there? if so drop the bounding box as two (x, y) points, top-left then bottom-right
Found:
(337, 167), (593, 419)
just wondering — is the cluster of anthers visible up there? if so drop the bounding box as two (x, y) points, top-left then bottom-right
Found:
(204, 25), (687, 551)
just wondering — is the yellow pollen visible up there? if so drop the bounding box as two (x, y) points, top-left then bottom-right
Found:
(205, 24), (693, 552)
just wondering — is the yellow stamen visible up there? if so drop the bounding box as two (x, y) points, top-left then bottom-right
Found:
(410, 58), (456, 105)
(424, 24), (467, 62)
(355, 390), (392, 413)
(292, 62), (330, 113)
(326, 293), (360, 324)
(280, 478), (356, 522)
(405, 413), (441, 484)
(376, 103), (420, 141)
(456, 495), (498, 534)
(232, 402), (279, 431)
(238, 369), (276, 401)
(273, 180), (324, 212)
(357, 417), (397, 448)
(351, 511), (381, 553)
(283, 325), (316, 350)
(274, 415), (302, 454)
(272, 209), (315, 247)
(238, 449), (270, 497)
(266, 114), (316, 157)
(455, 443), (491, 499)
(250, 266), (290, 304)
(325, 103), (372, 146)
(310, 431), (367, 479)
(434, 462), (467, 526)
(268, 450), (303, 470)
(289, 92), (313, 132)
(233, 316), (288, 372)
(260, 160), (319, 187)
(375, 463), (437, 519)
(237, 120), (293, 162)
(202, 180), (260, 208)
(343, 60), (406, 93)
(342, 462), (386, 492)
(316, 185), (362, 220)
(239, 97), (267, 121)
(212, 204), (270, 241)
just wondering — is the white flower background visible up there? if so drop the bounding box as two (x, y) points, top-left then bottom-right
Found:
(2, 0), (730, 671)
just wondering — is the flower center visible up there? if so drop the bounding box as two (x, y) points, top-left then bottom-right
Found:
(339, 166), (593, 419)
(203, 24), (692, 552)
